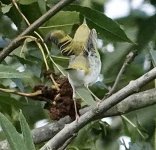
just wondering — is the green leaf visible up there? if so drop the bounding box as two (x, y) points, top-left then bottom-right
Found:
(66, 5), (133, 43)
(37, 0), (46, 14)
(0, 64), (31, 79)
(40, 11), (80, 35)
(19, 111), (36, 150)
(136, 14), (156, 50)
(0, 95), (24, 107)
(19, 2), (42, 23)
(51, 55), (69, 68)
(76, 87), (96, 107)
(0, 113), (27, 150)
(1, 3), (12, 14)
(12, 55), (37, 65)
(18, 0), (37, 5)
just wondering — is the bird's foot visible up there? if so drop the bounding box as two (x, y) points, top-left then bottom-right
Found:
(96, 99), (102, 108)
(73, 97), (80, 123)
(75, 114), (80, 123)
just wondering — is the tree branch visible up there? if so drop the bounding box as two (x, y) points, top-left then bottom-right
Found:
(0, 0), (75, 62)
(39, 66), (156, 150)
(32, 116), (72, 144)
(33, 88), (156, 144)
(100, 88), (156, 117)
(1, 88), (156, 150)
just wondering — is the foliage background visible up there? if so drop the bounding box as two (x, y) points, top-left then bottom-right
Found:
(0, 0), (156, 149)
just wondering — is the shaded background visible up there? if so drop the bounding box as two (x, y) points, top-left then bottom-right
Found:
(0, 0), (156, 149)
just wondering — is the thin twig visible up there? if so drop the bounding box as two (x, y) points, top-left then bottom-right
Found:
(12, 0), (30, 25)
(58, 134), (77, 150)
(0, 86), (52, 102)
(107, 52), (135, 97)
(121, 115), (146, 139)
(0, 0), (75, 62)
(39, 23), (79, 29)
(0, 87), (42, 97)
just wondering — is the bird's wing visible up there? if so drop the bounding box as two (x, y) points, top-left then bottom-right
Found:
(85, 29), (97, 53)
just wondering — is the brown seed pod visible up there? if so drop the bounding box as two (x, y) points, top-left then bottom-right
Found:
(33, 76), (81, 120)
(48, 77), (81, 120)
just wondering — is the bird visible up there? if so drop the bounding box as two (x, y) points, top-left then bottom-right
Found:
(45, 22), (101, 120)
(67, 28), (101, 88)
(66, 28), (101, 120)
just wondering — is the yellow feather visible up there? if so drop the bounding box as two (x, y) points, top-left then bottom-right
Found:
(46, 22), (91, 56)
(68, 54), (90, 74)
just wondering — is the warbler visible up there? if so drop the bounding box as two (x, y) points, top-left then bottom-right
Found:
(67, 29), (101, 88)
(46, 22), (101, 119)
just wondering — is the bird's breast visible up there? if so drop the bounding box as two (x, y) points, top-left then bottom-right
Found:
(67, 69), (86, 87)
